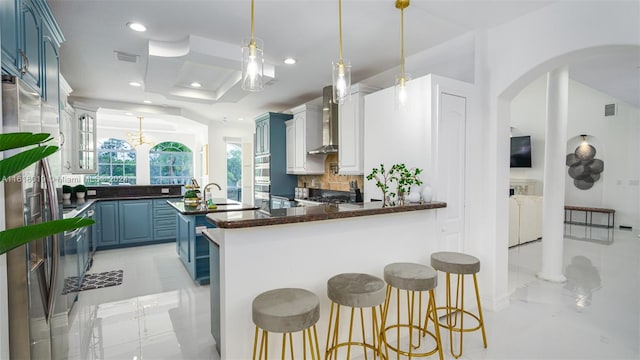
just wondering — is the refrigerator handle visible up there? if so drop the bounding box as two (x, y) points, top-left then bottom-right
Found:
(41, 158), (59, 324)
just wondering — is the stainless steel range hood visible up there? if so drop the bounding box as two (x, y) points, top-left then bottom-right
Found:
(308, 85), (339, 155)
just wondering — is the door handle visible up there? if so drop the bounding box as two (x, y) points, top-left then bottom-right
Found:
(41, 159), (59, 324)
(18, 49), (29, 75)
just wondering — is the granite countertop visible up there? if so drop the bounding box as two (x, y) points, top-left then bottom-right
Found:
(206, 201), (447, 229)
(167, 198), (259, 215)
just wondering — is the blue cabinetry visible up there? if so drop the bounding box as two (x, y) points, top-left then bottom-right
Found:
(153, 198), (178, 240)
(176, 213), (213, 285)
(96, 201), (119, 248)
(95, 198), (180, 250)
(119, 199), (153, 244)
(1, 0), (20, 74)
(1, 0), (63, 96)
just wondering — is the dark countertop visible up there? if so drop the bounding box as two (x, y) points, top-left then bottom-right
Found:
(167, 198), (259, 215)
(62, 194), (184, 218)
(206, 201), (447, 229)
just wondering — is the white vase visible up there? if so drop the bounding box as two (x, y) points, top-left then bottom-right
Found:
(76, 192), (85, 199)
(407, 185), (421, 203)
(421, 184), (433, 203)
(62, 192), (71, 200)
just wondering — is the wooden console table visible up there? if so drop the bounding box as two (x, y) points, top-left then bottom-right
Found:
(564, 205), (615, 228)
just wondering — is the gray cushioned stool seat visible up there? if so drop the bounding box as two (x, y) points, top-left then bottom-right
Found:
(252, 288), (320, 333)
(383, 262), (437, 291)
(327, 273), (386, 308)
(431, 251), (480, 274)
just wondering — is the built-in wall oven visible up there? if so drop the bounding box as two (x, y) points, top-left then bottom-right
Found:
(254, 154), (272, 210)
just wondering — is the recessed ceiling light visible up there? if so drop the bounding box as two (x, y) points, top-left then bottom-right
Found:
(190, 82), (202, 88)
(124, 112), (134, 116)
(283, 57), (296, 65)
(129, 81), (142, 87)
(238, 117), (244, 121)
(143, 100), (152, 104)
(127, 22), (147, 32)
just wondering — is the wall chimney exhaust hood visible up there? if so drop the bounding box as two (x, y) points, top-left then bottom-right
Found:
(308, 85), (339, 155)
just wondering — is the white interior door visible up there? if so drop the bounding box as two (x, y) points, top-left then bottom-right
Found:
(436, 91), (467, 251)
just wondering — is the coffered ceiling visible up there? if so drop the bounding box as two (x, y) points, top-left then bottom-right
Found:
(48, 0), (639, 129)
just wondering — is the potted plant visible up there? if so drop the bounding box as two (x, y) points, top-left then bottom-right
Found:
(183, 189), (201, 207)
(392, 164), (423, 204)
(74, 184), (88, 199)
(62, 185), (72, 200)
(366, 163), (398, 207)
(0, 132), (94, 255)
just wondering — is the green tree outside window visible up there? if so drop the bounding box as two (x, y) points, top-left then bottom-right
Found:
(149, 142), (193, 185)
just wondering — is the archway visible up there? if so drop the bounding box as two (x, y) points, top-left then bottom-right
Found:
(495, 44), (640, 304)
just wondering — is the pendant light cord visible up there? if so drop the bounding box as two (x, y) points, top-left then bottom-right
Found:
(250, 0), (255, 44)
(338, 0), (343, 62)
(400, 6), (405, 79)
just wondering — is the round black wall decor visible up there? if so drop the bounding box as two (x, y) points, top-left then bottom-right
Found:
(566, 141), (603, 190)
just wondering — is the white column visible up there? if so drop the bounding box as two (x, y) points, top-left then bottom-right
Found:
(538, 67), (569, 282)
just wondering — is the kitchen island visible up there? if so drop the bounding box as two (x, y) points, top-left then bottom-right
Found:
(167, 198), (258, 284)
(203, 201), (446, 358)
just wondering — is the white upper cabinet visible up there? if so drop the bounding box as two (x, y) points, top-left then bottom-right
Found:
(71, 103), (98, 174)
(338, 84), (379, 175)
(286, 104), (325, 174)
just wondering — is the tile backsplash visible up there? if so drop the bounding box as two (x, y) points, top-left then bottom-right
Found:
(297, 154), (364, 192)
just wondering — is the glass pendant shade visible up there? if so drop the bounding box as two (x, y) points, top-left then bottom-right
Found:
(241, 37), (264, 91)
(395, 74), (411, 110)
(332, 60), (351, 104)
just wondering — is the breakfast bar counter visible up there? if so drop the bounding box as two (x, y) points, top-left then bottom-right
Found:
(202, 201), (447, 359)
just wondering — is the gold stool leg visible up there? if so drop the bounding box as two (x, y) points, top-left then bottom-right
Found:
(473, 274), (488, 348)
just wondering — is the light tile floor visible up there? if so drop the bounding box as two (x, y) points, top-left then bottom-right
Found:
(67, 225), (639, 359)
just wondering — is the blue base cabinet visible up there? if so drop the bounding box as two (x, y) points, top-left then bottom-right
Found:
(153, 198), (178, 240)
(176, 213), (213, 285)
(119, 200), (153, 244)
(95, 198), (180, 250)
(96, 201), (119, 248)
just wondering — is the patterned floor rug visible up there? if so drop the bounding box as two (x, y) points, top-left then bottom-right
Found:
(62, 270), (123, 294)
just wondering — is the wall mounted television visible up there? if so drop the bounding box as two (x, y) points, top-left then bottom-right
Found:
(510, 135), (532, 168)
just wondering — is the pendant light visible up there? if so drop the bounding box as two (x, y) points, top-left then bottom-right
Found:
(332, 0), (351, 104)
(127, 116), (154, 148)
(241, 0), (264, 91)
(395, 0), (410, 110)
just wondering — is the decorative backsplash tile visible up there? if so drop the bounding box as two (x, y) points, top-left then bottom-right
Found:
(297, 154), (364, 192)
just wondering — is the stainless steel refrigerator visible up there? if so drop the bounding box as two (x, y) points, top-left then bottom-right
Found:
(2, 75), (69, 359)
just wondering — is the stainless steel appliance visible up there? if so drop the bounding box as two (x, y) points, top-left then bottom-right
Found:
(308, 85), (339, 154)
(3, 75), (68, 359)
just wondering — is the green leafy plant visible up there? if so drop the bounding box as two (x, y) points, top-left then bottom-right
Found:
(62, 185), (72, 193)
(0, 132), (95, 255)
(366, 163), (399, 207)
(73, 184), (88, 193)
(184, 189), (198, 198)
(392, 163), (423, 195)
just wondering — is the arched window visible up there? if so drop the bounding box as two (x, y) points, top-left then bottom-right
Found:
(149, 142), (193, 184)
(85, 138), (137, 185)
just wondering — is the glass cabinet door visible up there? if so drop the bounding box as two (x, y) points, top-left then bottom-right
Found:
(73, 107), (97, 173)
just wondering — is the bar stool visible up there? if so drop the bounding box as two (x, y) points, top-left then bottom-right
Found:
(252, 288), (321, 359)
(325, 273), (386, 359)
(379, 263), (443, 360)
(430, 251), (487, 358)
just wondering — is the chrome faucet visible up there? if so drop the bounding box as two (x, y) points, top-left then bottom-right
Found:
(203, 182), (222, 205)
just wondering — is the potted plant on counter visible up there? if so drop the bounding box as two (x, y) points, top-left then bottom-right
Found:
(366, 163), (396, 207)
(183, 189), (201, 207)
(62, 185), (72, 200)
(392, 164), (423, 204)
(73, 184), (88, 199)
